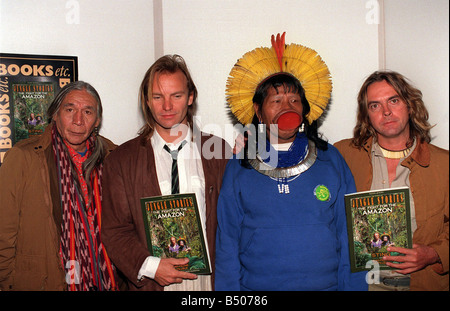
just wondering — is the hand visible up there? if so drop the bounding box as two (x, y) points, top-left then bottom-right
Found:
(233, 133), (246, 155)
(383, 244), (440, 274)
(232, 130), (252, 155)
(154, 258), (197, 286)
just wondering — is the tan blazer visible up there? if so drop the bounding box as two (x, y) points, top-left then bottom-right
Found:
(335, 137), (449, 291)
(0, 125), (116, 290)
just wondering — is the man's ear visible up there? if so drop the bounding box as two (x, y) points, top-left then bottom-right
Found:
(188, 92), (194, 106)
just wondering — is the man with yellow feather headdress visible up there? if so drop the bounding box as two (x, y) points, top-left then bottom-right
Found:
(215, 33), (367, 290)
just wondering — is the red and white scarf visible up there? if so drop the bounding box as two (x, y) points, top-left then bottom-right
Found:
(52, 125), (118, 291)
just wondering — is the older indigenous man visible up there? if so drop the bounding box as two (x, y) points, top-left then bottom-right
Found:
(0, 81), (118, 291)
(335, 71), (449, 291)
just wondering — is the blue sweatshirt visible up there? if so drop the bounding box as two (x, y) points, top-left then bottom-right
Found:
(215, 144), (367, 291)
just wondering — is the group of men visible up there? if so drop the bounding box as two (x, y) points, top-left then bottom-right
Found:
(0, 33), (448, 292)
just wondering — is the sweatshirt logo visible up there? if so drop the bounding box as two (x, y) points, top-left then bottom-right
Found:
(314, 185), (330, 202)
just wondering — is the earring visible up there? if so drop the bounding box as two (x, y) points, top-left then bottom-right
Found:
(258, 120), (265, 134)
(299, 123), (305, 133)
(93, 127), (99, 136)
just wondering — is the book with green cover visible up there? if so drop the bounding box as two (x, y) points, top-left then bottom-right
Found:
(140, 193), (211, 274)
(345, 187), (413, 272)
(12, 82), (54, 141)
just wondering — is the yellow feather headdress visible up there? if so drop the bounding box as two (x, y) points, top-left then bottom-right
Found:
(226, 32), (332, 125)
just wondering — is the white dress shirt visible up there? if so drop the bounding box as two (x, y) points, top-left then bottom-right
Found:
(138, 128), (211, 291)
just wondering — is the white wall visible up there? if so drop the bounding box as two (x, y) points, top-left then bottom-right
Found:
(384, 0), (449, 149)
(1, 0), (448, 149)
(0, 0), (154, 144)
(162, 0), (379, 146)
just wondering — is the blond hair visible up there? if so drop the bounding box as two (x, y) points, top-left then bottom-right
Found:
(138, 55), (197, 139)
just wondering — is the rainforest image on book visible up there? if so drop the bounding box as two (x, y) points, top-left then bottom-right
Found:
(140, 193), (211, 275)
(345, 187), (412, 272)
(12, 83), (54, 141)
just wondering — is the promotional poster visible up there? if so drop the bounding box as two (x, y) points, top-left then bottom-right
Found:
(0, 53), (78, 165)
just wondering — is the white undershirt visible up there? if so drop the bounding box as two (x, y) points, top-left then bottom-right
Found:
(137, 128), (211, 291)
(271, 142), (293, 151)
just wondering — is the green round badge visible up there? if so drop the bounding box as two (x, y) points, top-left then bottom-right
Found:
(314, 185), (330, 202)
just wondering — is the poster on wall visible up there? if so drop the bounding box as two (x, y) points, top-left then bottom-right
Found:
(0, 53), (78, 165)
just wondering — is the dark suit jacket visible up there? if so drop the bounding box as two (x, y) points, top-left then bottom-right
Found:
(101, 132), (230, 291)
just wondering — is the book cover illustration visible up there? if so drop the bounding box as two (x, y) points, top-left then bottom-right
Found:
(345, 187), (413, 272)
(12, 83), (54, 141)
(141, 193), (211, 275)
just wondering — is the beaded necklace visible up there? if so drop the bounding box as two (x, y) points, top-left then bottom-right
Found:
(249, 133), (317, 194)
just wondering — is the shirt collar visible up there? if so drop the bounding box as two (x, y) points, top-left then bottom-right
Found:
(151, 127), (192, 152)
(372, 138), (417, 157)
(65, 139), (90, 163)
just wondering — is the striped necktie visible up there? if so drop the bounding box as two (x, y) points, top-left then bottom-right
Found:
(163, 141), (187, 194)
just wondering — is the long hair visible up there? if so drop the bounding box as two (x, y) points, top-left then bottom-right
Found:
(353, 70), (432, 147)
(138, 54), (198, 140)
(47, 81), (104, 198)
